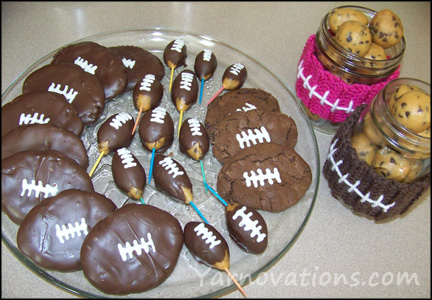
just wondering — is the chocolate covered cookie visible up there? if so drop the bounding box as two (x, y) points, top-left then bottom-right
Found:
(52, 41), (127, 99)
(211, 109), (298, 164)
(1, 91), (83, 137)
(17, 189), (116, 271)
(217, 143), (312, 212)
(109, 45), (165, 90)
(80, 203), (183, 295)
(205, 88), (280, 137)
(22, 62), (105, 124)
(1, 150), (94, 224)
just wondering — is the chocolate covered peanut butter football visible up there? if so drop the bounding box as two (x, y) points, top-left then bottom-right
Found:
(80, 203), (184, 295)
(171, 69), (199, 113)
(17, 189), (116, 271)
(152, 154), (193, 203)
(179, 118), (210, 161)
(112, 147), (146, 200)
(1, 90), (83, 137)
(163, 38), (187, 69)
(22, 62), (105, 125)
(97, 112), (134, 154)
(1, 150), (94, 224)
(225, 203), (268, 254)
(132, 74), (163, 113)
(52, 41), (127, 99)
(221, 63), (247, 90)
(184, 221), (230, 270)
(138, 106), (174, 152)
(194, 49), (218, 81)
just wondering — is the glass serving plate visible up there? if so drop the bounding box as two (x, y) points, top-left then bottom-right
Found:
(1, 28), (320, 298)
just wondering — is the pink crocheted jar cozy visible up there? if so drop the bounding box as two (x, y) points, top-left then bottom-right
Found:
(295, 34), (400, 124)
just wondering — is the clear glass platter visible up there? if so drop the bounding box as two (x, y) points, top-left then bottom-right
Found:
(1, 28), (320, 298)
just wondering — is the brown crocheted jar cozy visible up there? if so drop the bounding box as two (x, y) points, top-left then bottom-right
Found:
(323, 104), (431, 221)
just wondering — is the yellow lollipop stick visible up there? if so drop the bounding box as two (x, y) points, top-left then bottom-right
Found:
(89, 151), (105, 177)
(224, 268), (247, 298)
(131, 107), (143, 135)
(177, 110), (184, 138)
(169, 66), (175, 93)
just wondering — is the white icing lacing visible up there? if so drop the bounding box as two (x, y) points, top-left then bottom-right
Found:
(171, 39), (185, 53)
(117, 148), (137, 169)
(236, 102), (257, 112)
(236, 126), (271, 149)
(328, 139), (395, 212)
(194, 223), (221, 249)
(229, 63), (245, 76)
(243, 167), (281, 188)
(122, 57), (136, 69)
(150, 106), (166, 124)
(74, 56), (97, 74)
(188, 118), (202, 136)
(48, 82), (78, 103)
(232, 206), (266, 243)
(179, 72), (194, 91)
(20, 179), (58, 198)
(140, 74), (155, 91)
(159, 157), (184, 178)
(109, 112), (132, 130)
(55, 218), (88, 244)
(117, 232), (156, 262)
(202, 49), (213, 62)
(297, 60), (355, 114)
(18, 113), (50, 125)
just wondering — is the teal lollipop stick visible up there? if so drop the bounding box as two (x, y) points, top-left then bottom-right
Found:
(199, 78), (204, 105)
(148, 147), (156, 183)
(189, 201), (209, 224)
(139, 197), (146, 205)
(204, 182), (228, 206)
(200, 160), (208, 193)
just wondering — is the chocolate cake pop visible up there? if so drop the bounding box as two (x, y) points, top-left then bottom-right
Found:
(171, 69), (199, 136)
(194, 49), (217, 105)
(207, 63), (247, 105)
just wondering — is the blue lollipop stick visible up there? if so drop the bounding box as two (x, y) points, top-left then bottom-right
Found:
(139, 197), (146, 205)
(200, 160), (208, 193)
(189, 201), (209, 224)
(199, 78), (204, 105)
(204, 182), (228, 207)
(148, 147), (156, 183)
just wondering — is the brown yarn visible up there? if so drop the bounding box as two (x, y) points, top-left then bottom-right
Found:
(323, 104), (431, 221)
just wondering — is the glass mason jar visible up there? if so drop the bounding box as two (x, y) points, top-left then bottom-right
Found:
(352, 78), (430, 184)
(315, 5), (406, 86)
(300, 5), (406, 135)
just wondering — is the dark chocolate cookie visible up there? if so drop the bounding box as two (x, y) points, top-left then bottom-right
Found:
(17, 189), (116, 271)
(205, 88), (280, 137)
(80, 203), (183, 295)
(217, 143), (312, 212)
(211, 109), (298, 164)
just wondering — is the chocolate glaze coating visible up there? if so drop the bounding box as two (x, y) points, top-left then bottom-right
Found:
(112, 147), (146, 200)
(22, 62), (105, 125)
(225, 203), (268, 254)
(179, 118), (209, 161)
(222, 63), (247, 90)
(184, 221), (230, 270)
(80, 203), (184, 295)
(1, 150), (94, 224)
(17, 189), (116, 271)
(1, 123), (89, 169)
(97, 112), (134, 153)
(163, 38), (187, 68)
(109, 45), (165, 90)
(1, 91), (83, 137)
(132, 74), (163, 112)
(138, 107), (174, 152)
(194, 49), (217, 80)
(171, 69), (198, 112)
(152, 154), (193, 203)
(52, 41), (127, 99)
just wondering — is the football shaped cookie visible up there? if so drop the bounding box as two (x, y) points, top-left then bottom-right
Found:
(217, 143), (312, 212)
(1, 150), (94, 224)
(17, 189), (116, 271)
(211, 109), (298, 164)
(80, 203), (184, 295)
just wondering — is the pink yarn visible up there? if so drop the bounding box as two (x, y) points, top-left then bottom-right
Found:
(295, 35), (400, 123)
